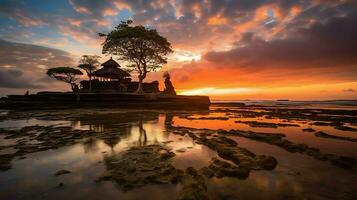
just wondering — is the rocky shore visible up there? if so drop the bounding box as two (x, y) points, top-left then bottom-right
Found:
(1, 92), (210, 110)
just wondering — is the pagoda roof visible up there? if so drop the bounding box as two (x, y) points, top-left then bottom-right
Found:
(92, 57), (130, 79)
(101, 57), (121, 68)
(92, 67), (130, 79)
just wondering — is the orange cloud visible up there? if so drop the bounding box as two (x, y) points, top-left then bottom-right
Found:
(68, 19), (81, 26)
(74, 6), (91, 14)
(114, 2), (132, 11)
(254, 6), (269, 21)
(103, 8), (117, 16)
(208, 14), (228, 25)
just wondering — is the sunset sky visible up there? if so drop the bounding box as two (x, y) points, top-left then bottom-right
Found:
(0, 0), (357, 100)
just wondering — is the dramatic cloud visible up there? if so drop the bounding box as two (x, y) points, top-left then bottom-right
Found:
(0, 68), (43, 89)
(169, 6), (357, 89)
(0, 40), (75, 90)
(0, 0), (356, 99)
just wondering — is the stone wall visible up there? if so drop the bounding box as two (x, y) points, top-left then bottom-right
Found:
(80, 80), (159, 93)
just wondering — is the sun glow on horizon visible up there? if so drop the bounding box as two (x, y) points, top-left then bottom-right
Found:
(179, 87), (258, 96)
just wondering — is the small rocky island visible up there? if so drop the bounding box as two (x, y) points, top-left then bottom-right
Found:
(2, 57), (209, 109)
(1, 21), (210, 110)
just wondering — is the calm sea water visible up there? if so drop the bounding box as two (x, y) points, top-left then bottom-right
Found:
(0, 102), (356, 200)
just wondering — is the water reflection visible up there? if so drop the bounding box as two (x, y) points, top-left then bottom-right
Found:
(138, 119), (147, 146)
(0, 107), (356, 200)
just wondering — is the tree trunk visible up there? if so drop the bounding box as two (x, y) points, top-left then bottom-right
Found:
(136, 64), (147, 94)
(136, 75), (144, 93)
(71, 83), (75, 92)
(89, 75), (92, 93)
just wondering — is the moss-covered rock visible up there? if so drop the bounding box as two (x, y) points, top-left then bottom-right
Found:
(177, 167), (208, 200)
(98, 145), (181, 190)
(222, 129), (357, 172)
(196, 136), (278, 172)
(203, 158), (250, 179)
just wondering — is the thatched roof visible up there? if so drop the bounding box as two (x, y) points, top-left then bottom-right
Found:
(92, 67), (130, 78)
(92, 57), (130, 79)
(101, 57), (121, 68)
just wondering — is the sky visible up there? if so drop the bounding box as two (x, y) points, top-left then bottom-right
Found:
(0, 0), (357, 100)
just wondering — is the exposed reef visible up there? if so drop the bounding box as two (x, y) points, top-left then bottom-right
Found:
(200, 158), (251, 179)
(211, 106), (357, 125)
(177, 167), (209, 200)
(184, 116), (229, 120)
(97, 145), (180, 189)
(195, 136), (278, 171)
(335, 126), (357, 132)
(168, 126), (278, 179)
(0, 125), (123, 171)
(315, 131), (357, 142)
(54, 170), (71, 176)
(220, 129), (357, 172)
(96, 145), (209, 199)
(302, 128), (316, 132)
(234, 120), (299, 128)
(168, 124), (357, 172)
(309, 122), (357, 132)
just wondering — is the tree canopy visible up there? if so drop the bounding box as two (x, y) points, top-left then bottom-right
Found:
(78, 55), (100, 73)
(78, 55), (100, 92)
(99, 20), (173, 92)
(46, 67), (83, 92)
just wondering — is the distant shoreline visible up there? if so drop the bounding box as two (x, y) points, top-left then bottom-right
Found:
(211, 100), (357, 107)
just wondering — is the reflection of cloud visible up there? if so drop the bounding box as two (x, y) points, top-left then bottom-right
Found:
(343, 88), (356, 92)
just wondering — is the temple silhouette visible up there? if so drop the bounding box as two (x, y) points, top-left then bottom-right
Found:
(80, 57), (160, 93)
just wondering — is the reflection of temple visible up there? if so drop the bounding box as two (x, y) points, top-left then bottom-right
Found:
(74, 112), (160, 132)
(80, 57), (159, 93)
(74, 112), (160, 149)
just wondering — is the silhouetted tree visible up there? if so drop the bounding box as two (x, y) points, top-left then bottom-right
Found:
(46, 67), (83, 92)
(99, 20), (173, 93)
(78, 55), (100, 92)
